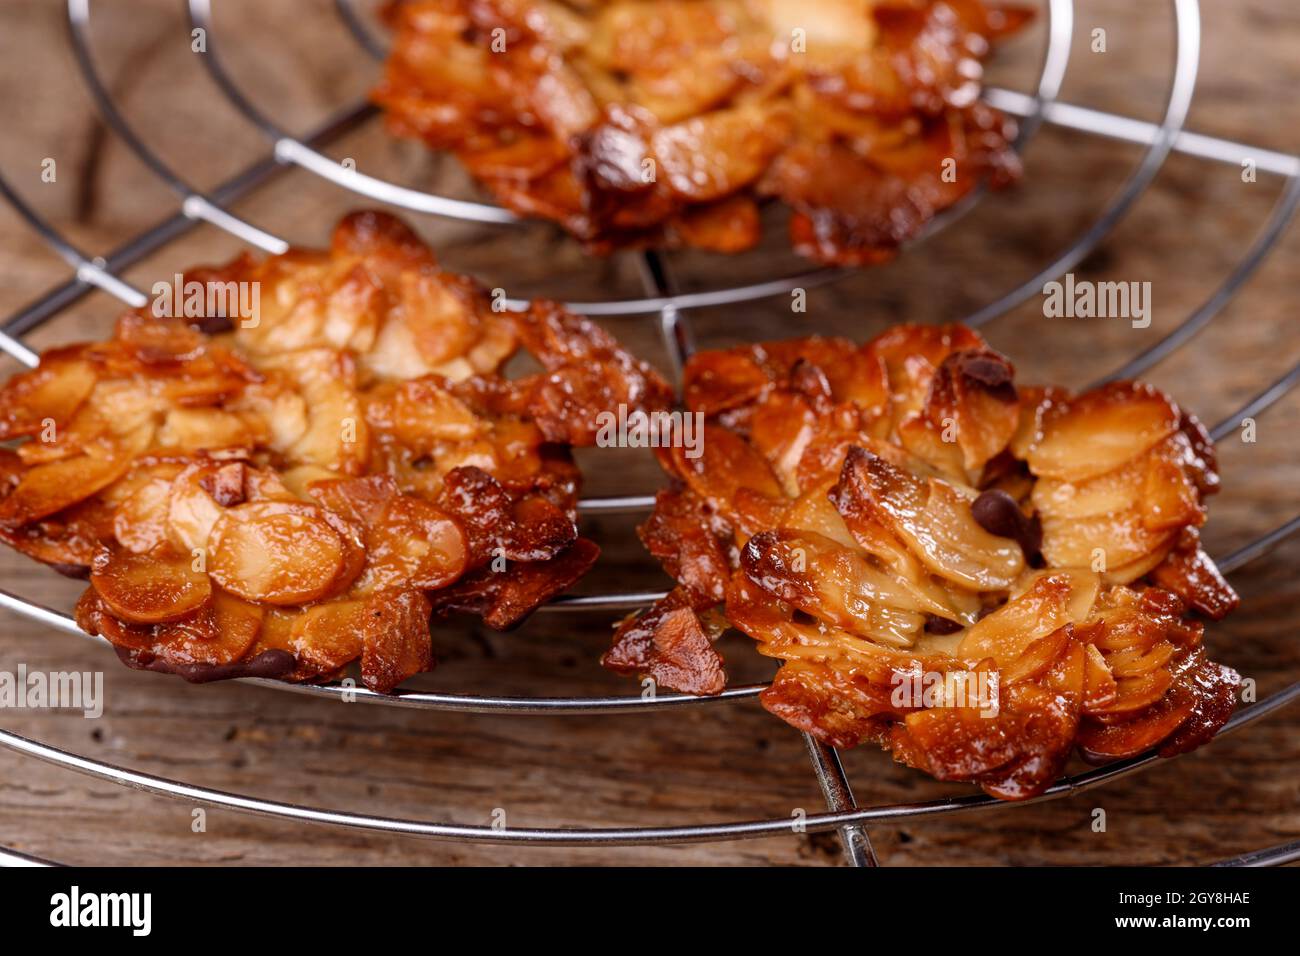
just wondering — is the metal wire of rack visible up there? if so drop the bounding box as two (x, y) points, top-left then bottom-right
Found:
(0, 0), (1296, 867)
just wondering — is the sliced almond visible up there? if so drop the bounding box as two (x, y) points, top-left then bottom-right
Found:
(158, 407), (259, 451)
(354, 495), (468, 594)
(359, 590), (433, 693)
(256, 349), (369, 474)
(114, 477), (174, 553)
(289, 600), (367, 673)
(166, 462), (227, 553)
(958, 573), (1092, 667)
(207, 501), (346, 605)
(1027, 383), (1180, 482)
(0, 351), (98, 440)
(0, 455), (120, 527)
(652, 104), (791, 202)
(670, 423), (785, 509)
(741, 529), (929, 647)
(837, 448), (1023, 591)
(91, 547), (213, 624)
(1039, 508), (1175, 571)
(153, 588), (263, 665)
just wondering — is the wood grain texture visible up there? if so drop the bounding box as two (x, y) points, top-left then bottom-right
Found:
(0, 0), (1296, 866)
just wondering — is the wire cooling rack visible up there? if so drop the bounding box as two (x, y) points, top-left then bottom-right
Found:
(0, 0), (1297, 867)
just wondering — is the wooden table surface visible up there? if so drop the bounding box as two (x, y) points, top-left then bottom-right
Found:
(0, 0), (1296, 866)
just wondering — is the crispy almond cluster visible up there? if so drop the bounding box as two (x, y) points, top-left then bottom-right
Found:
(374, 0), (1030, 264)
(0, 211), (669, 692)
(604, 325), (1241, 799)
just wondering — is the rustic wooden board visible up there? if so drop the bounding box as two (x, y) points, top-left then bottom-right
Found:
(0, 0), (1296, 866)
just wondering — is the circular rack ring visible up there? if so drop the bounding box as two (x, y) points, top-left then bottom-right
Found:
(0, 0), (1298, 865)
(0, 680), (1294, 847)
(182, 0), (1077, 316)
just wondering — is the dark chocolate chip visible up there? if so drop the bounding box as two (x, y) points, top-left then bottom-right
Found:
(923, 615), (963, 635)
(191, 314), (234, 336)
(960, 354), (1011, 388)
(789, 358), (833, 402)
(952, 352), (1017, 403)
(1025, 515), (1045, 568)
(972, 489), (1043, 566)
(200, 462), (248, 507)
(49, 562), (90, 580)
(115, 647), (297, 683)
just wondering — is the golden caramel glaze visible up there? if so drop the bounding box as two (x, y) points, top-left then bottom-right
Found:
(373, 0), (1031, 264)
(0, 211), (670, 693)
(603, 324), (1240, 799)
